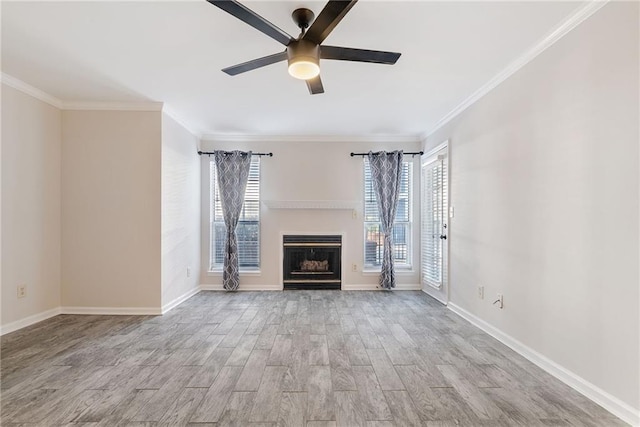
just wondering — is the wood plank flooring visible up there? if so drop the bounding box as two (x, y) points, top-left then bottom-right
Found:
(0, 291), (626, 426)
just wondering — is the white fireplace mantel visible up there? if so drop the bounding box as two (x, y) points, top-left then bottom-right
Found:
(263, 200), (360, 210)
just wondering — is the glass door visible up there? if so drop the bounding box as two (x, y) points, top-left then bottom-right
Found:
(421, 145), (448, 303)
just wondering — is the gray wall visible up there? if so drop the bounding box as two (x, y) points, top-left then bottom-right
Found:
(425, 2), (639, 415)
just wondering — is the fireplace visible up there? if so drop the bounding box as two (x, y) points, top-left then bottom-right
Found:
(283, 235), (341, 290)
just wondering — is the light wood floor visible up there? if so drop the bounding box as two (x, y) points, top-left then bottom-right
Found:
(1, 291), (625, 426)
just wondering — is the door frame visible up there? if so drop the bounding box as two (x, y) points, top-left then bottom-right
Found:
(421, 140), (450, 305)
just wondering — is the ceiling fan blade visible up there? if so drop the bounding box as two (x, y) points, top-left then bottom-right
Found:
(306, 75), (324, 95)
(303, 0), (358, 45)
(321, 46), (401, 64)
(222, 51), (288, 76)
(207, 0), (294, 46)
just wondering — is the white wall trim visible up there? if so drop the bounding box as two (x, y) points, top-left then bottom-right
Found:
(63, 101), (163, 111)
(423, 0), (610, 139)
(201, 133), (422, 144)
(199, 284), (281, 291)
(422, 287), (448, 305)
(234, 284), (281, 291)
(423, 140), (449, 160)
(448, 302), (640, 427)
(1, 72), (64, 109)
(60, 306), (162, 315)
(1, 73), (163, 112)
(161, 287), (200, 314)
(200, 283), (421, 291)
(341, 284), (377, 291)
(200, 284), (225, 291)
(0, 307), (62, 336)
(162, 105), (202, 139)
(362, 270), (416, 276)
(390, 283), (422, 290)
(207, 270), (262, 277)
(342, 284), (421, 291)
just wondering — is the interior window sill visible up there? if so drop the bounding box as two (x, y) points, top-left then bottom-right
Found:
(207, 270), (262, 276)
(362, 269), (414, 276)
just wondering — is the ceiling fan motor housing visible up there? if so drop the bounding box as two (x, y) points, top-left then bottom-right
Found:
(287, 39), (320, 80)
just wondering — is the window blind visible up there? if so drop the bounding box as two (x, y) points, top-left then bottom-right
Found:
(421, 156), (447, 288)
(210, 157), (260, 270)
(363, 159), (412, 268)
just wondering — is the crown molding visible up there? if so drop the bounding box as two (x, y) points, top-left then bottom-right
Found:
(162, 105), (202, 139)
(63, 101), (163, 111)
(1, 72), (197, 137)
(1, 72), (164, 112)
(1, 72), (64, 109)
(423, 0), (610, 140)
(200, 133), (422, 144)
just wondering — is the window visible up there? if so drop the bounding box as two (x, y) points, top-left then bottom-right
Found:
(210, 157), (260, 271)
(363, 159), (412, 269)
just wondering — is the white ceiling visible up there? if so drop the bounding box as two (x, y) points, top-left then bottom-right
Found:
(2, 1), (584, 137)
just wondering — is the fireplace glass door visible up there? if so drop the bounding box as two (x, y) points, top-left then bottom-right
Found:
(283, 235), (341, 290)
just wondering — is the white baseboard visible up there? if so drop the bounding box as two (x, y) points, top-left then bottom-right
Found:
(342, 283), (422, 291)
(394, 283), (422, 290)
(199, 284), (224, 291)
(0, 307), (62, 336)
(342, 284), (378, 290)
(199, 284), (281, 291)
(199, 284), (423, 291)
(60, 306), (162, 315)
(421, 287), (447, 304)
(162, 287), (200, 314)
(448, 303), (640, 427)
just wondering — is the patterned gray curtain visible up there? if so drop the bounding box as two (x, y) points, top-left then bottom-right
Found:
(368, 150), (404, 289)
(214, 150), (252, 291)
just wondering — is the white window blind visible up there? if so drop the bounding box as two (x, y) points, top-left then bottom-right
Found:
(210, 157), (260, 270)
(421, 155), (447, 289)
(364, 159), (412, 269)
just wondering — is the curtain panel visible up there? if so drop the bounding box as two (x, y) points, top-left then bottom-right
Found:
(367, 150), (404, 289)
(214, 150), (252, 291)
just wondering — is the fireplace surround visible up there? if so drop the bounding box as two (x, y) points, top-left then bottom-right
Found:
(283, 235), (341, 290)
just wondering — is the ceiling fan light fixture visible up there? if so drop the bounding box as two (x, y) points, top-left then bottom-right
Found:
(288, 59), (320, 80)
(287, 40), (320, 80)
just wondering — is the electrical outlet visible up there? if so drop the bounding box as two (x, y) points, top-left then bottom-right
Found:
(478, 285), (484, 299)
(351, 263), (358, 272)
(17, 285), (26, 299)
(186, 267), (191, 278)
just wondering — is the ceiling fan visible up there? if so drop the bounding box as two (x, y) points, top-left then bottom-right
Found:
(207, 0), (401, 95)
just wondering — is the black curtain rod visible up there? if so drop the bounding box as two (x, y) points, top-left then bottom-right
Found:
(350, 151), (423, 157)
(197, 151), (273, 157)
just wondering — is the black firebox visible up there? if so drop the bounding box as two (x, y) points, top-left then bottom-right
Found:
(283, 235), (342, 290)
